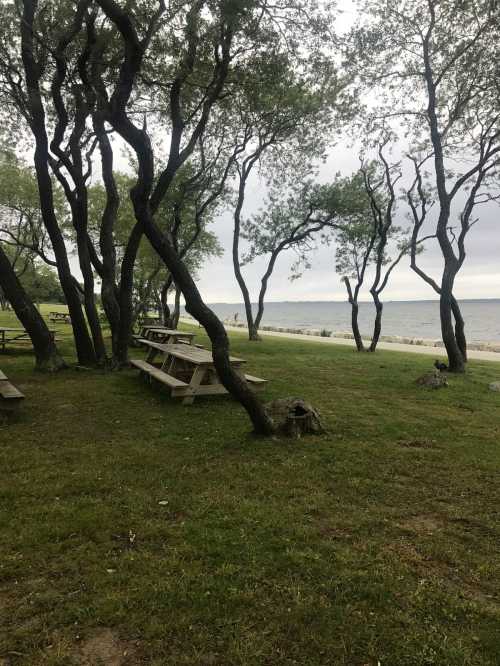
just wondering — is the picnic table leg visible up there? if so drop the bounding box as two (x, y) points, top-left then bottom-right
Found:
(145, 347), (159, 363)
(182, 366), (206, 405)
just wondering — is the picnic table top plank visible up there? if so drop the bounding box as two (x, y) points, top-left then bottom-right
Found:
(0, 327), (56, 333)
(141, 326), (196, 335)
(0, 327), (29, 333)
(139, 341), (246, 365)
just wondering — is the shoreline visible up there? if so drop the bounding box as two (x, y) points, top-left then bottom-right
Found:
(180, 317), (500, 363)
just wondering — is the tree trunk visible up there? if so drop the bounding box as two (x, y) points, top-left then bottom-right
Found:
(115, 223), (143, 365)
(369, 291), (383, 352)
(21, 0), (96, 367)
(451, 296), (467, 363)
(139, 205), (274, 435)
(232, 173), (259, 342)
(440, 298), (465, 372)
(0, 245), (65, 371)
(344, 278), (365, 352)
(73, 209), (106, 364)
(351, 301), (364, 352)
(172, 285), (181, 328)
(160, 275), (174, 326)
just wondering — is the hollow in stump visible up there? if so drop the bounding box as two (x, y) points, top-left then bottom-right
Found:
(265, 397), (325, 438)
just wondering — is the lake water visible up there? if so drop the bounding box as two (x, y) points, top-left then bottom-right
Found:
(183, 299), (500, 343)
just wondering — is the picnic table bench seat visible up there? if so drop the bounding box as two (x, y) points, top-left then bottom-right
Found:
(130, 359), (189, 397)
(0, 370), (25, 411)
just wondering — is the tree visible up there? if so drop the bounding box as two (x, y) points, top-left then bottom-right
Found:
(82, 0), (333, 434)
(348, 0), (500, 371)
(225, 51), (336, 340)
(241, 180), (343, 339)
(21, 263), (65, 305)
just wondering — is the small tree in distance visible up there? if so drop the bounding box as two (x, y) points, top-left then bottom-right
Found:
(240, 181), (344, 340)
(335, 150), (415, 352)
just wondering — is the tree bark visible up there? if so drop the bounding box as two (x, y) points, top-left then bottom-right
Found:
(232, 178), (258, 341)
(344, 278), (364, 352)
(0, 244), (65, 371)
(115, 223), (143, 365)
(369, 291), (383, 352)
(440, 272), (465, 372)
(451, 296), (467, 363)
(172, 285), (181, 328)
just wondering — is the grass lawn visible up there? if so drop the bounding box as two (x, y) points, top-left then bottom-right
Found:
(1, 305), (500, 665)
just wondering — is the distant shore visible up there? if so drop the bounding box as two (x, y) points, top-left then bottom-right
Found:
(180, 316), (500, 362)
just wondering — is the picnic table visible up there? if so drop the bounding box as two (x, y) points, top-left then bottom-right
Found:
(136, 326), (197, 349)
(131, 341), (266, 405)
(0, 327), (57, 352)
(49, 311), (71, 324)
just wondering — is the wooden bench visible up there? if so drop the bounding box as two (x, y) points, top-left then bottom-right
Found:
(0, 370), (25, 411)
(130, 359), (189, 397)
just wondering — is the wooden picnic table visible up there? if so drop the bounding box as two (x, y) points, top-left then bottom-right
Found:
(0, 327), (57, 352)
(138, 326), (197, 346)
(49, 311), (71, 324)
(131, 341), (266, 404)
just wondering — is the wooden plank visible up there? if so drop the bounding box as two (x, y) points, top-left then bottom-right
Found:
(244, 374), (267, 385)
(130, 359), (189, 391)
(0, 370), (7, 381)
(0, 380), (25, 400)
(189, 384), (229, 397)
(141, 342), (246, 365)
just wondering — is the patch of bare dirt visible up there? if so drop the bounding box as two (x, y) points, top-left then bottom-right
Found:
(76, 628), (138, 665)
(387, 541), (500, 612)
(398, 514), (444, 534)
(398, 438), (438, 449)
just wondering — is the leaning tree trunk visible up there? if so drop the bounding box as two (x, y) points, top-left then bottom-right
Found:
(451, 296), (467, 363)
(344, 278), (365, 352)
(369, 291), (383, 352)
(0, 245), (65, 371)
(138, 206), (274, 435)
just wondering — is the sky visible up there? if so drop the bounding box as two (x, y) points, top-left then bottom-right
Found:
(195, 148), (500, 304)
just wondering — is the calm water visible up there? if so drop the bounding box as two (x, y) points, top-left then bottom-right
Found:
(183, 299), (500, 343)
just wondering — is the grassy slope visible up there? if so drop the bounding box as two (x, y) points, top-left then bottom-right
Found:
(1, 305), (500, 665)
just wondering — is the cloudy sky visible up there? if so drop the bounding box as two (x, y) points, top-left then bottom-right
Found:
(194, 141), (500, 305)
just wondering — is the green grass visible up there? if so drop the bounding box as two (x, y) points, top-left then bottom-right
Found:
(1, 305), (500, 665)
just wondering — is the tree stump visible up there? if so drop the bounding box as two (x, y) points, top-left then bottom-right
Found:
(265, 398), (325, 438)
(415, 370), (448, 389)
